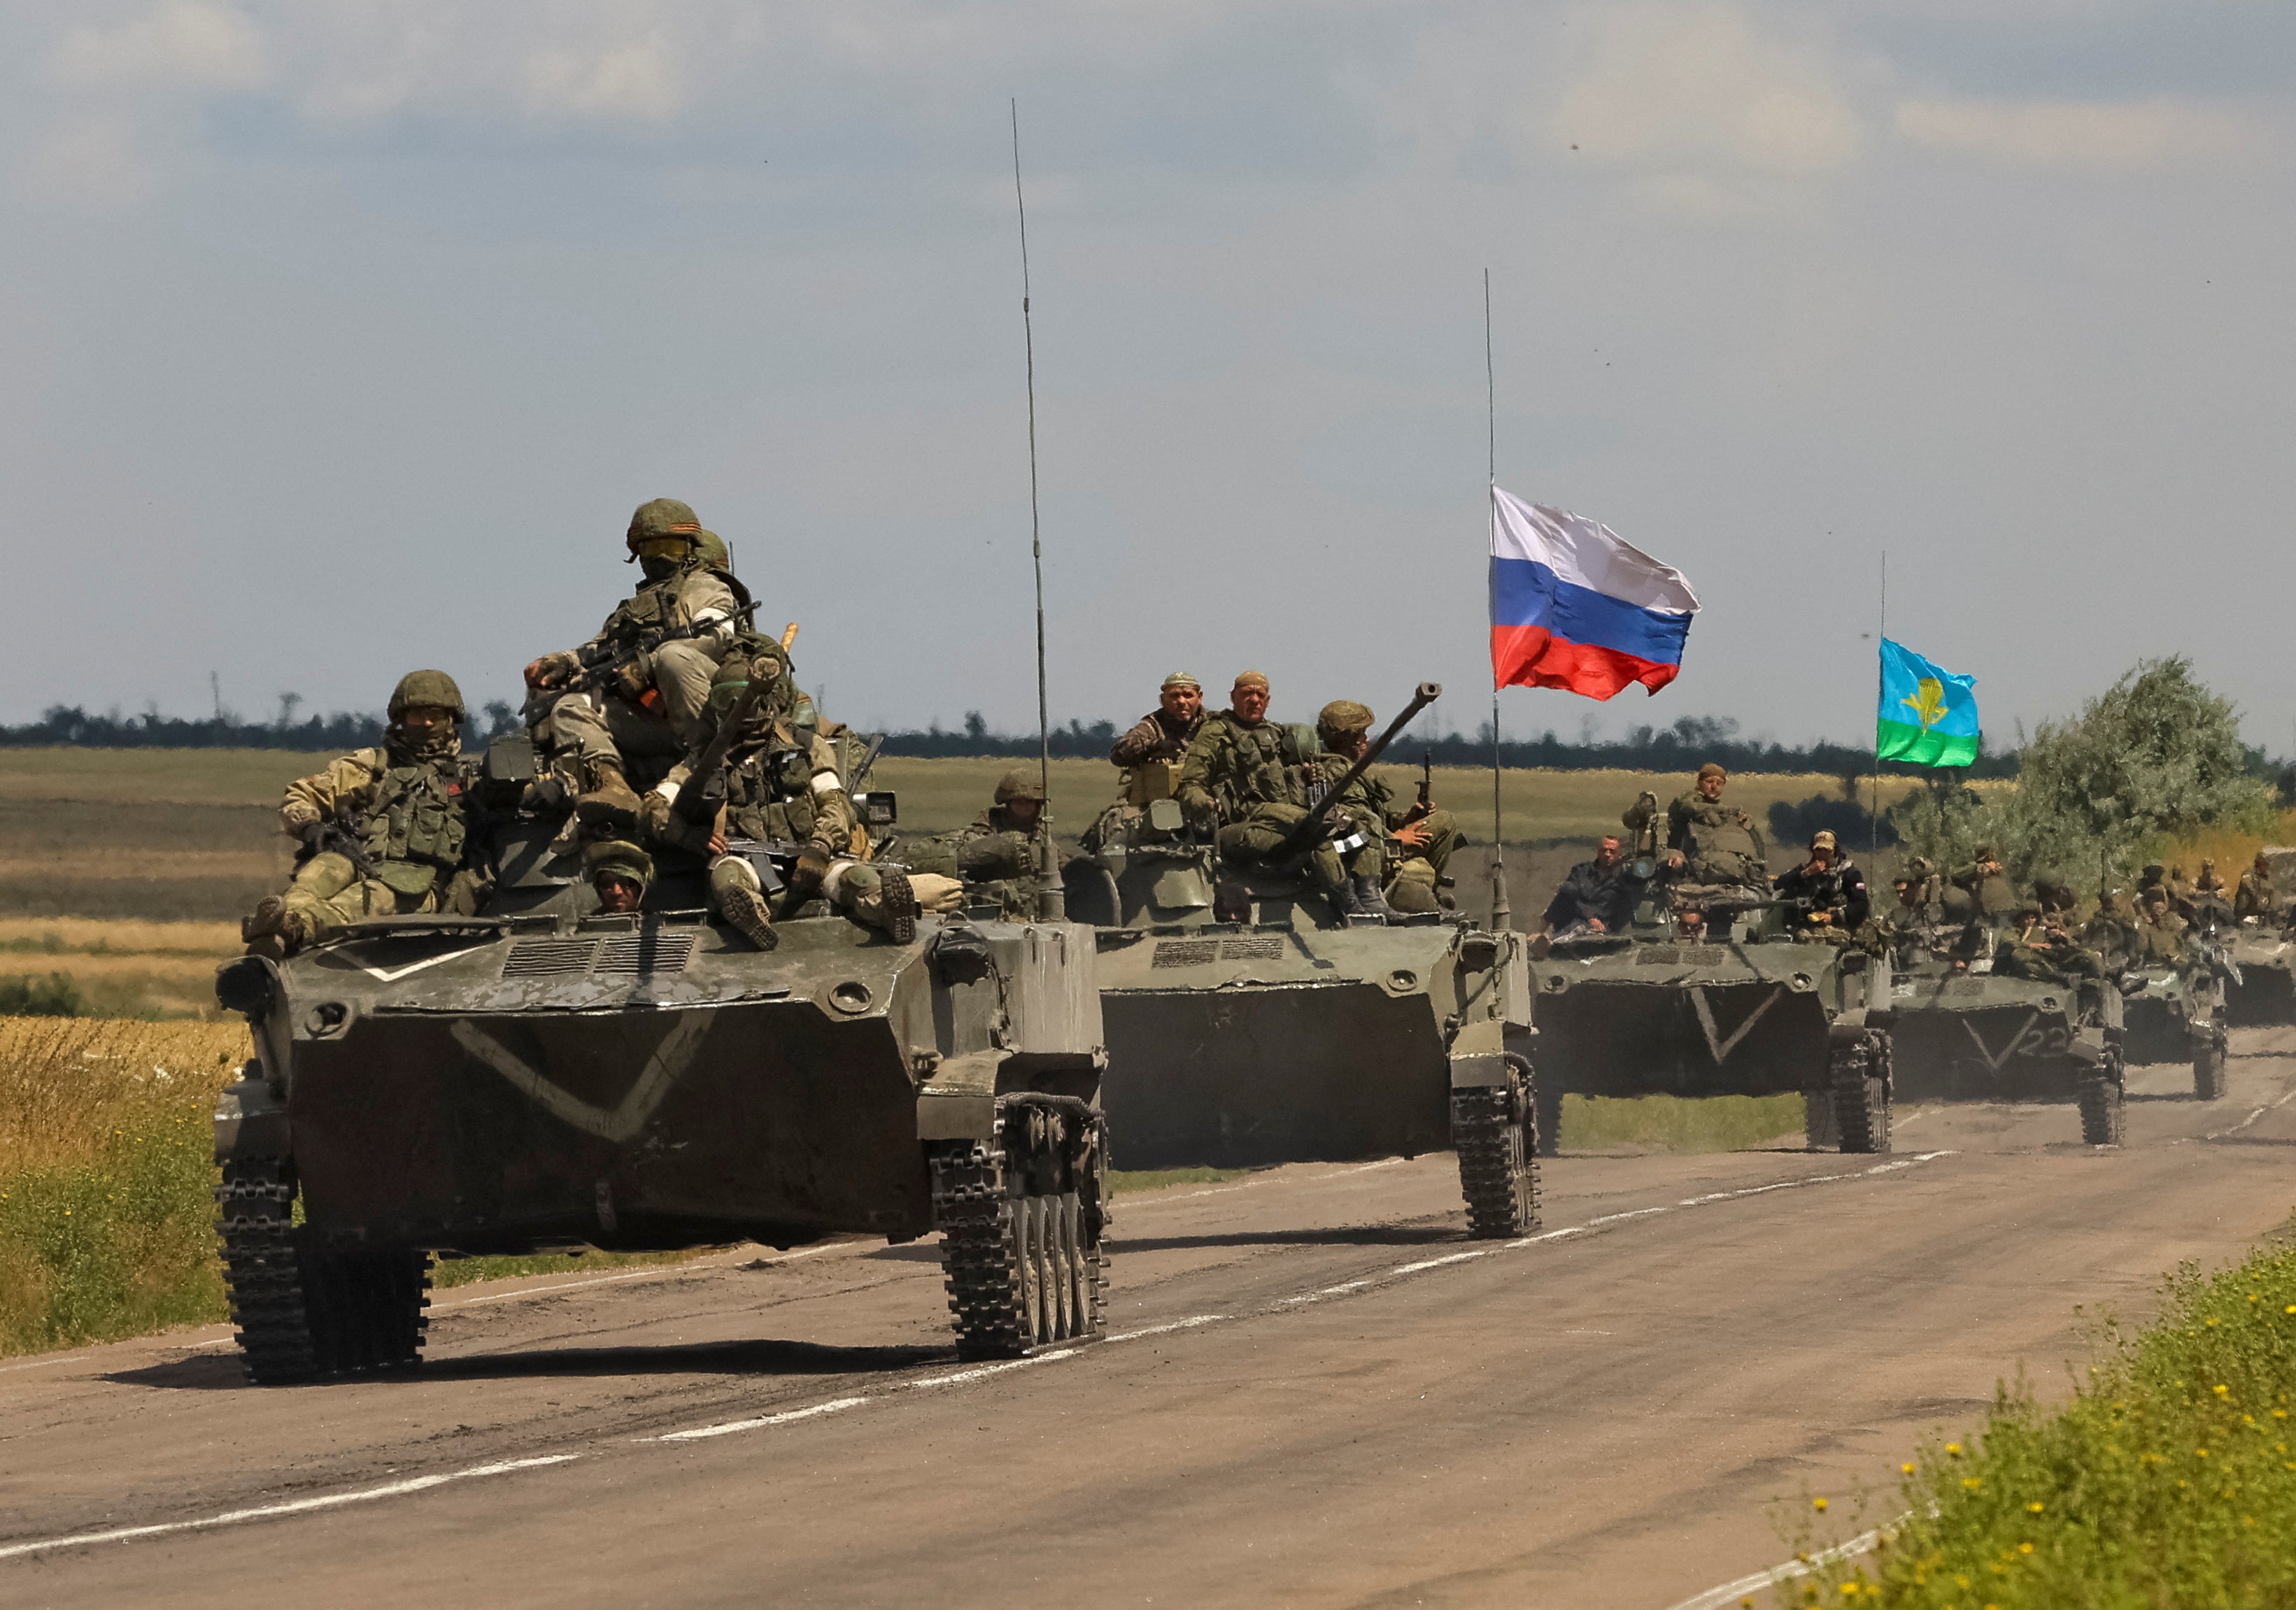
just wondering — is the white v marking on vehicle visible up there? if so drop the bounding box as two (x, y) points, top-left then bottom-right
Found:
(1689, 984), (1783, 1064)
(451, 1011), (715, 1143)
(1959, 1010), (2039, 1072)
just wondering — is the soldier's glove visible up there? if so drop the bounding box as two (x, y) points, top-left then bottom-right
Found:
(525, 651), (580, 690)
(637, 790), (674, 841)
(788, 846), (835, 898)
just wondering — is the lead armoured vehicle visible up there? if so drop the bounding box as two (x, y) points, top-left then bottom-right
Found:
(1885, 922), (2127, 1146)
(212, 743), (1111, 1382)
(1065, 685), (1540, 1239)
(1526, 831), (1894, 1155)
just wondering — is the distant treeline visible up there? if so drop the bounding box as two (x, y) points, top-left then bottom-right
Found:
(3, 703), (525, 751)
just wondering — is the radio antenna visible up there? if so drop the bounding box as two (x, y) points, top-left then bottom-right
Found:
(1485, 268), (1511, 932)
(1012, 99), (1063, 920)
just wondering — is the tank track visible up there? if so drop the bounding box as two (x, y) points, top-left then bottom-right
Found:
(932, 1096), (1109, 1362)
(1533, 1078), (1564, 1160)
(215, 1156), (431, 1385)
(2192, 1023), (2228, 1102)
(1452, 1055), (1540, 1239)
(1829, 1030), (1893, 1155)
(2078, 1054), (2125, 1146)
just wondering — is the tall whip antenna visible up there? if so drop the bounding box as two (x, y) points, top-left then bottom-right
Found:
(1485, 269), (1511, 932)
(1012, 99), (1063, 920)
(1871, 549), (1887, 861)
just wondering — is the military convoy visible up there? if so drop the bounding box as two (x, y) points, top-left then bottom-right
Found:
(213, 737), (1111, 1382)
(1885, 944), (2125, 1145)
(1065, 685), (1540, 1239)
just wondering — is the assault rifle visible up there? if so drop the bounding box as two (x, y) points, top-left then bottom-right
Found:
(566, 600), (760, 705)
(670, 677), (772, 829)
(309, 820), (383, 883)
(1266, 682), (1441, 865)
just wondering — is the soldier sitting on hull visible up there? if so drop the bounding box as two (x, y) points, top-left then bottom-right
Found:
(1083, 672), (1206, 853)
(904, 769), (1051, 921)
(1541, 834), (1643, 939)
(1310, 699), (1459, 917)
(2133, 888), (2190, 967)
(1950, 845), (2016, 919)
(1622, 763), (1769, 918)
(585, 839), (652, 914)
(2083, 889), (2139, 967)
(2135, 862), (2170, 909)
(1996, 903), (2106, 985)
(523, 498), (749, 832)
(1773, 830), (1870, 945)
(2236, 850), (2281, 925)
(241, 671), (485, 958)
(638, 653), (946, 949)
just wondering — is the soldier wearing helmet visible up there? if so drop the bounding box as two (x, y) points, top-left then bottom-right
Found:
(522, 498), (751, 832)
(241, 670), (486, 957)
(583, 839), (654, 915)
(1771, 828), (1869, 941)
(635, 653), (946, 948)
(2235, 850), (2281, 925)
(902, 767), (1051, 920)
(1622, 762), (1768, 890)
(1308, 699), (1461, 922)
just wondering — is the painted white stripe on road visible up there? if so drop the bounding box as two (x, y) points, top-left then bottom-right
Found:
(1390, 1251), (1491, 1276)
(1106, 1315), (1226, 1343)
(0, 1455), (580, 1562)
(653, 1395), (868, 1443)
(1664, 1518), (1904, 1610)
(0, 1355), (90, 1375)
(907, 1348), (1078, 1390)
(2209, 1081), (2296, 1140)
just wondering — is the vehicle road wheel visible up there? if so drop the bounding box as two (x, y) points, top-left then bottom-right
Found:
(933, 1096), (1108, 1361)
(2192, 1032), (2226, 1102)
(1452, 1055), (1540, 1239)
(1831, 1031), (1893, 1155)
(2078, 1058), (2125, 1146)
(1802, 1088), (1840, 1151)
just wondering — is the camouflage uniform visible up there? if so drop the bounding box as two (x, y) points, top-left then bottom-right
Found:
(1084, 674), (1207, 853)
(1995, 911), (2106, 984)
(1316, 741), (1460, 914)
(905, 770), (1047, 920)
(532, 499), (749, 816)
(2081, 892), (2139, 967)
(1950, 848), (2016, 919)
(243, 671), (481, 955)
(1624, 775), (1767, 890)
(2234, 860), (2279, 923)
(2134, 903), (2190, 966)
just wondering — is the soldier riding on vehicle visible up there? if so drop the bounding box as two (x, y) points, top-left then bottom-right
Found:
(1084, 672), (1207, 852)
(905, 769), (1051, 920)
(1773, 829), (1869, 944)
(241, 670), (484, 958)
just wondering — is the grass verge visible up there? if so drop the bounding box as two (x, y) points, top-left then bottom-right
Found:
(1775, 1216), (2296, 1607)
(1107, 1166), (1256, 1195)
(1561, 1092), (1806, 1154)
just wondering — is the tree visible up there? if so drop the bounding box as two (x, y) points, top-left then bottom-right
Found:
(1893, 656), (2272, 893)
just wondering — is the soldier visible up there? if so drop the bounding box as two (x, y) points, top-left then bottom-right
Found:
(2135, 862), (2169, 904)
(904, 769), (1051, 920)
(1542, 834), (1642, 937)
(1950, 844), (2015, 918)
(1175, 671), (1295, 829)
(1310, 699), (1458, 916)
(2082, 889), (2139, 967)
(2032, 871), (2080, 921)
(1773, 829), (1870, 941)
(1622, 762), (1768, 889)
(1996, 904), (2106, 985)
(585, 839), (652, 914)
(2133, 888), (2190, 965)
(241, 671), (483, 958)
(2235, 850), (2280, 923)
(638, 653), (942, 949)
(2194, 857), (2226, 899)
(1898, 855), (1943, 911)
(523, 498), (749, 830)
(1084, 673), (1208, 852)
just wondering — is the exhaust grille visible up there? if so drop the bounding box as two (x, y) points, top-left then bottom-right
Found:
(502, 939), (601, 978)
(1151, 940), (1221, 968)
(597, 933), (695, 974)
(1219, 937), (1286, 961)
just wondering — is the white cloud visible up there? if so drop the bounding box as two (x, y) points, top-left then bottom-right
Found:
(50, 0), (269, 93)
(523, 30), (683, 122)
(1894, 97), (2262, 169)
(1557, 2), (1864, 176)
(17, 113), (150, 207)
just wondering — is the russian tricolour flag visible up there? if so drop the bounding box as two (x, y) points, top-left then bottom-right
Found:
(1489, 487), (1700, 699)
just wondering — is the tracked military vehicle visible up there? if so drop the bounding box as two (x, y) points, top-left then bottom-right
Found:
(2120, 915), (2234, 1100)
(2225, 921), (2296, 1027)
(212, 740), (1110, 1382)
(1526, 820), (1894, 1155)
(1064, 685), (1540, 1239)
(1885, 925), (2126, 1146)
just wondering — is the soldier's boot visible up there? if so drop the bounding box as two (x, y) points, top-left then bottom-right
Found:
(1323, 874), (1381, 928)
(240, 896), (311, 959)
(575, 758), (641, 833)
(874, 868), (921, 944)
(718, 881), (779, 952)
(1349, 874), (1399, 927)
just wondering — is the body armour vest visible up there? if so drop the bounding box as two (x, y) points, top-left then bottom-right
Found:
(355, 756), (467, 897)
(1232, 723), (1310, 811)
(1682, 801), (1763, 885)
(723, 741), (819, 846)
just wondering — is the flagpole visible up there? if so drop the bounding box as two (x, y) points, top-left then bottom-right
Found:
(1012, 100), (1062, 921)
(1485, 268), (1511, 932)
(1871, 549), (1886, 861)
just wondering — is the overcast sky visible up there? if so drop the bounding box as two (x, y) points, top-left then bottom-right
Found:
(3, 1), (2290, 753)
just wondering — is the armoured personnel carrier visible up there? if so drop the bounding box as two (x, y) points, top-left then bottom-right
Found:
(212, 739), (1110, 1383)
(2225, 920), (2296, 1027)
(1525, 823), (1894, 1155)
(1884, 922), (2126, 1146)
(1065, 685), (1540, 1239)
(2120, 915), (2234, 1100)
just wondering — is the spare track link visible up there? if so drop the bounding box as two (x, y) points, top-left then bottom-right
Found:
(1452, 1055), (1539, 1239)
(215, 1156), (432, 1385)
(1830, 1030), (1893, 1155)
(2078, 1053), (2125, 1146)
(932, 1095), (1108, 1362)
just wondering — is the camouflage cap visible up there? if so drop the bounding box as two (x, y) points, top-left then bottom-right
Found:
(1161, 672), (1201, 692)
(1232, 671), (1270, 692)
(1697, 762), (1727, 781)
(1809, 829), (1837, 851)
(2142, 862), (2165, 878)
(388, 669), (465, 720)
(1317, 699), (1374, 737)
(993, 768), (1047, 805)
(625, 497), (702, 553)
(583, 839), (653, 890)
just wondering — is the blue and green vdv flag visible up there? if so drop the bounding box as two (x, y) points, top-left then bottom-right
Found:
(1878, 638), (1979, 767)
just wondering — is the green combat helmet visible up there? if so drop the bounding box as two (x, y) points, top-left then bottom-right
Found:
(388, 670), (465, 721)
(1316, 701), (1374, 743)
(696, 529), (735, 574)
(625, 497), (702, 555)
(994, 769), (1047, 806)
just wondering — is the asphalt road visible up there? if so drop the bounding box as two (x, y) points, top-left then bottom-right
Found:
(5, 1030), (2294, 1609)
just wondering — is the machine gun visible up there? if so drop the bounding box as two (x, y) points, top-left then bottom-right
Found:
(669, 678), (772, 829)
(1266, 682), (1442, 865)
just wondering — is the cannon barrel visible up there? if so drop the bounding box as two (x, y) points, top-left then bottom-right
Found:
(1272, 682), (1442, 861)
